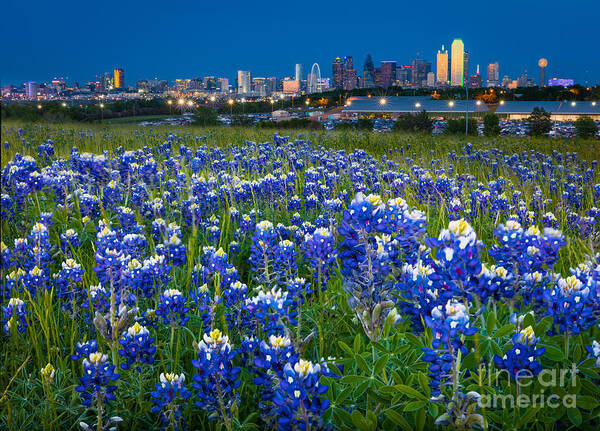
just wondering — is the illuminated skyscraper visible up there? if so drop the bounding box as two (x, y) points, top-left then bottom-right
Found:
(486, 62), (500, 87)
(237, 70), (251, 94)
(436, 45), (449, 85)
(114, 68), (125, 89)
(332, 58), (343, 89)
(463, 51), (469, 79)
(295, 64), (303, 83)
(342, 56), (357, 90)
(450, 39), (464, 87)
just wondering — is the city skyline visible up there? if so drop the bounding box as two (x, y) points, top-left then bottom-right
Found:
(2, 0), (598, 86)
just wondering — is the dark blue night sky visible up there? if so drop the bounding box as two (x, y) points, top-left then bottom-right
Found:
(2, 0), (599, 86)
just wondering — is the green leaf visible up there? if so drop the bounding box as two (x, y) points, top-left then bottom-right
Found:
(384, 409), (412, 431)
(535, 316), (553, 336)
(539, 344), (564, 362)
(518, 407), (540, 426)
(486, 311), (496, 334)
(353, 333), (363, 353)
(404, 400), (427, 412)
(418, 372), (430, 398)
(494, 323), (515, 338)
(351, 410), (370, 431)
(461, 352), (477, 369)
(374, 354), (389, 375)
(567, 407), (582, 426)
(395, 384), (427, 400)
(338, 340), (353, 356)
(577, 395), (599, 409)
(405, 332), (423, 348)
(355, 354), (371, 374)
(341, 375), (370, 384)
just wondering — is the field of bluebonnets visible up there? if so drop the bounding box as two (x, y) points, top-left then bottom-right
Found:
(1, 122), (600, 431)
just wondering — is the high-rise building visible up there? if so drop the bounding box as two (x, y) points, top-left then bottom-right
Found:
(26, 82), (39, 99)
(237, 70), (251, 94)
(486, 62), (500, 87)
(363, 54), (376, 88)
(427, 72), (435, 87)
(266, 77), (277, 94)
(218, 77), (229, 93)
(436, 45), (449, 86)
(450, 39), (465, 87)
(501, 75), (511, 87)
(469, 65), (483, 88)
(463, 51), (469, 80)
(375, 61), (396, 88)
(114, 68), (125, 89)
(343, 56), (357, 90)
(396, 65), (411, 86)
(332, 58), (344, 89)
(295, 64), (303, 83)
(411, 59), (431, 87)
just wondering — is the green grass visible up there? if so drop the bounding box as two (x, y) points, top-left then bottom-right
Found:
(102, 114), (180, 124)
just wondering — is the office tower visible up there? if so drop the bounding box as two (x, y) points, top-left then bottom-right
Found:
(451, 39), (464, 86)
(463, 51), (469, 79)
(518, 72), (529, 87)
(411, 59), (431, 87)
(237, 70), (251, 94)
(114, 68), (125, 89)
(252, 77), (267, 96)
(469, 65), (483, 88)
(363, 54), (376, 88)
(501, 75), (511, 87)
(218, 77), (229, 93)
(332, 57), (344, 89)
(486, 62), (499, 87)
(97, 75), (106, 92)
(266, 77), (277, 93)
(26, 82), (39, 99)
(436, 45), (449, 85)
(294, 63), (303, 83)
(427, 72), (435, 87)
(538, 58), (548, 87)
(376, 61), (397, 88)
(343, 56), (357, 90)
(396, 65), (411, 86)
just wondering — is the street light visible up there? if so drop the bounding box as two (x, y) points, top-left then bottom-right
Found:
(270, 99), (275, 114)
(100, 103), (104, 121)
(448, 101), (455, 107)
(167, 99), (173, 115)
(37, 104), (42, 109)
(228, 98), (234, 115)
(476, 100), (482, 106)
(61, 102), (67, 107)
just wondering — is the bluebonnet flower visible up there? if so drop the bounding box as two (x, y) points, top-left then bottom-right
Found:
(585, 340), (600, 367)
(2, 298), (29, 335)
(70, 339), (99, 361)
(118, 322), (156, 370)
(272, 359), (336, 431)
(494, 326), (545, 380)
(192, 329), (241, 424)
(75, 352), (120, 407)
(303, 227), (337, 291)
(156, 289), (190, 327)
(151, 373), (192, 431)
(249, 220), (280, 285)
(55, 258), (85, 308)
(59, 229), (80, 256)
(244, 286), (298, 336)
(422, 299), (477, 396)
(543, 275), (597, 335)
